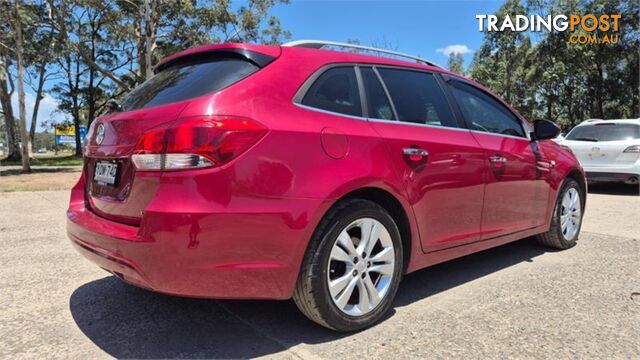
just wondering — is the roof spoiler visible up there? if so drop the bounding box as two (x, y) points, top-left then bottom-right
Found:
(154, 48), (277, 74)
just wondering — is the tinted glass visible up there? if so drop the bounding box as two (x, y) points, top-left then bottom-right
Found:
(361, 67), (394, 120)
(120, 59), (258, 111)
(377, 68), (457, 127)
(566, 123), (640, 141)
(450, 82), (525, 137)
(301, 67), (362, 117)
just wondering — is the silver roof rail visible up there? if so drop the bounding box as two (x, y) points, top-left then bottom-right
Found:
(283, 40), (441, 68)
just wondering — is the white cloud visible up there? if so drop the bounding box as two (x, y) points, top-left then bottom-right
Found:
(436, 44), (473, 57)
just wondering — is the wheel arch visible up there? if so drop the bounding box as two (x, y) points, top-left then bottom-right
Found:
(565, 168), (587, 208)
(332, 186), (414, 274)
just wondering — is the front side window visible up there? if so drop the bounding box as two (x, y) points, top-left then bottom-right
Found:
(301, 66), (362, 117)
(377, 68), (457, 128)
(449, 82), (525, 138)
(120, 59), (259, 111)
(566, 123), (640, 141)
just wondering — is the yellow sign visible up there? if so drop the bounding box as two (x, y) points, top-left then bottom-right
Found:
(55, 125), (76, 136)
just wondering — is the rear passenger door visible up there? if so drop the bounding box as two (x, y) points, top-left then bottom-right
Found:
(362, 66), (487, 252)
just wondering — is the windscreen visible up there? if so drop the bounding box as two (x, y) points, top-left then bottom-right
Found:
(119, 59), (259, 111)
(565, 123), (640, 142)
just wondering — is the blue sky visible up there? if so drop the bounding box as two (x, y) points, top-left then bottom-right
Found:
(16, 0), (503, 131)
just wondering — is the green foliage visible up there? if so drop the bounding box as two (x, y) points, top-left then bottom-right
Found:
(470, 0), (639, 131)
(0, 0), (291, 154)
(447, 53), (465, 74)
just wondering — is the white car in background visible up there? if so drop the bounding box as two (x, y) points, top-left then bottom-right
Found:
(559, 119), (640, 185)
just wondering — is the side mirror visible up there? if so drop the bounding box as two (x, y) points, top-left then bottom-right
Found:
(105, 99), (121, 113)
(532, 119), (561, 141)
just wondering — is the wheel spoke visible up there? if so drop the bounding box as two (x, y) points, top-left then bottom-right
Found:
(369, 262), (394, 275)
(337, 230), (358, 257)
(357, 219), (380, 256)
(329, 273), (352, 298)
(570, 190), (577, 208)
(363, 274), (381, 307)
(335, 277), (358, 309)
(370, 247), (394, 263)
(330, 244), (352, 263)
(562, 194), (571, 210)
(357, 280), (370, 312)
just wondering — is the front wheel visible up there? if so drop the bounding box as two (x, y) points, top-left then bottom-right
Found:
(293, 199), (403, 331)
(537, 178), (584, 249)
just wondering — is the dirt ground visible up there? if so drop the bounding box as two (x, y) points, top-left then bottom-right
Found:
(0, 184), (638, 359)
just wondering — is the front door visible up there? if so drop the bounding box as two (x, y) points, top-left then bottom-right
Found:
(361, 66), (486, 252)
(447, 80), (550, 238)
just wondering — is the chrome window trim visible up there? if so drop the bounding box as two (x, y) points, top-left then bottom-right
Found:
(469, 129), (531, 141)
(293, 102), (368, 122)
(292, 62), (533, 141)
(367, 117), (473, 133)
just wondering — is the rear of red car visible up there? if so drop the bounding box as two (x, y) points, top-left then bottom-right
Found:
(66, 43), (329, 299)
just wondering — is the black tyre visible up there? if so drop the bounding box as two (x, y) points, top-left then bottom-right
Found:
(293, 199), (404, 331)
(536, 178), (584, 249)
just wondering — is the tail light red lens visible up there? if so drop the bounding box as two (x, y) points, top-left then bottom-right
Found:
(132, 116), (267, 171)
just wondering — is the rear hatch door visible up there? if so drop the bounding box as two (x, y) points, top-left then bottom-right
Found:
(85, 54), (267, 225)
(563, 123), (640, 168)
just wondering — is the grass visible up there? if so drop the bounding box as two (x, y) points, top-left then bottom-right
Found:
(0, 167), (81, 192)
(0, 153), (84, 167)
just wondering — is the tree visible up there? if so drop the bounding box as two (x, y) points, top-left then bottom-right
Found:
(0, 1), (20, 161)
(13, 0), (31, 172)
(470, 0), (534, 119)
(470, 0), (639, 130)
(447, 52), (465, 75)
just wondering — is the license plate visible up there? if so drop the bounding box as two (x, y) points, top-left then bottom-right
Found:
(93, 160), (119, 186)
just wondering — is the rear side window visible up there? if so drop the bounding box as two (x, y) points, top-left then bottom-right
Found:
(449, 82), (525, 138)
(119, 59), (259, 111)
(566, 123), (640, 141)
(361, 67), (394, 120)
(301, 67), (362, 117)
(377, 68), (457, 128)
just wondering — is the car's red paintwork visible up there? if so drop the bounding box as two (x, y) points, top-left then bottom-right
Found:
(67, 43), (584, 299)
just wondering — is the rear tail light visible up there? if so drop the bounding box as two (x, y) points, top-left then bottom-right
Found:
(132, 116), (267, 171)
(623, 145), (640, 153)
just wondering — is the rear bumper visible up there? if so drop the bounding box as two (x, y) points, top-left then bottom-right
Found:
(66, 175), (328, 300)
(584, 170), (639, 183)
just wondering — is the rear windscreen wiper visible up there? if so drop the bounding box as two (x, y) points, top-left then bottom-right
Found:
(574, 137), (599, 142)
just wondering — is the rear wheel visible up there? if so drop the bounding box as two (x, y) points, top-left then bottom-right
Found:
(293, 199), (403, 331)
(537, 178), (583, 249)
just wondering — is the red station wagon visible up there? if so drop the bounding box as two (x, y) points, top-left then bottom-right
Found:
(67, 40), (586, 331)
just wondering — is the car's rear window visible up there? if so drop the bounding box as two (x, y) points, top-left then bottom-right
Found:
(565, 123), (640, 141)
(119, 59), (259, 111)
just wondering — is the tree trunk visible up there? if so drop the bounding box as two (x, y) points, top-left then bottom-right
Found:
(87, 20), (96, 127)
(143, 0), (154, 80)
(73, 56), (82, 156)
(0, 54), (20, 161)
(14, 0), (30, 172)
(29, 62), (47, 143)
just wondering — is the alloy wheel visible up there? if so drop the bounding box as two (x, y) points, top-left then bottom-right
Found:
(326, 218), (395, 316)
(560, 188), (581, 241)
